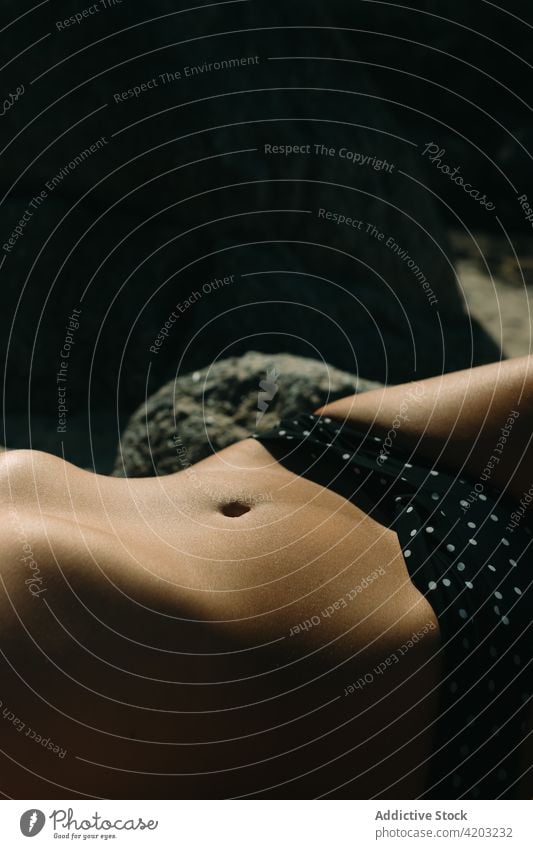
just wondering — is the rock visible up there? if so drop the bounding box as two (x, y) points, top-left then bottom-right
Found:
(113, 352), (381, 477)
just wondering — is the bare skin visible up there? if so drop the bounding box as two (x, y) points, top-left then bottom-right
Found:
(317, 354), (533, 505)
(0, 439), (440, 799)
(0, 356), (530, 799)
(318, 354), (533, 798)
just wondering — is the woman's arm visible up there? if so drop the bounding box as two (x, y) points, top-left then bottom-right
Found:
(316, 356), (533, 506)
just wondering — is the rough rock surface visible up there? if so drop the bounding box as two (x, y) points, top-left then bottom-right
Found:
(113, 352), (381, 477)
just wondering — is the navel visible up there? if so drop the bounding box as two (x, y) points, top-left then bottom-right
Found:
(219, 500), (252, 518)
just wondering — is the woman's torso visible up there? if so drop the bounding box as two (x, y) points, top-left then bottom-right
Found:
(0, 439), (441, 798)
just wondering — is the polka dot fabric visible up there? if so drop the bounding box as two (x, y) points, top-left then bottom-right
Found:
(253, 413), (532, 799)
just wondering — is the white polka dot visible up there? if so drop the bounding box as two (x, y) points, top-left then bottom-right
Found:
(443, 578), (451, 587)
(490, 514), (498, 521)
(459, 608), (468, 619)
(406, 506), (414, 513)
(303, 430), (310, 436)
(509, 559), (517, 567)
(324, 418), (332, 424)
(502, 615), (510, 625)
(279, 430), (286, 436)
(410, 529), (417, 537)
(431, 492), (440, 500)
(286, 436), (294, 440)
(341, 453), (349, 460)
(373, 436), (381, 441)
(468, 538), (478, 546)
(468, 521), (476, 529)
(494, 605), (501, 615)
(488, 564), (496, 572)
(501, 537), (510, 546)
(430, 470), (439, 476)
(404, 462), (412, 468)
(404, 549), (411, 558)
(479, 493), (487, 501)
(465, 581), (474, 589)
(514, 586), (522, 595)
(460, 500), (469, 508)
(446, 544), (456, 553)
(426, 526), (434, 533)
(457, 562), (466, 571)
(494, 591), (503, 600)
(428, 581), (437, 591)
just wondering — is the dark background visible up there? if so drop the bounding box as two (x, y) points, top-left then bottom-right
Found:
(1, 0), (531, 469)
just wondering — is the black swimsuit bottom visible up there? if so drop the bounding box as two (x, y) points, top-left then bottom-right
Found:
(252, 413), (532, 799)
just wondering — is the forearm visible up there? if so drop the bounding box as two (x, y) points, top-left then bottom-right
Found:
(317, 356), (533, 504)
